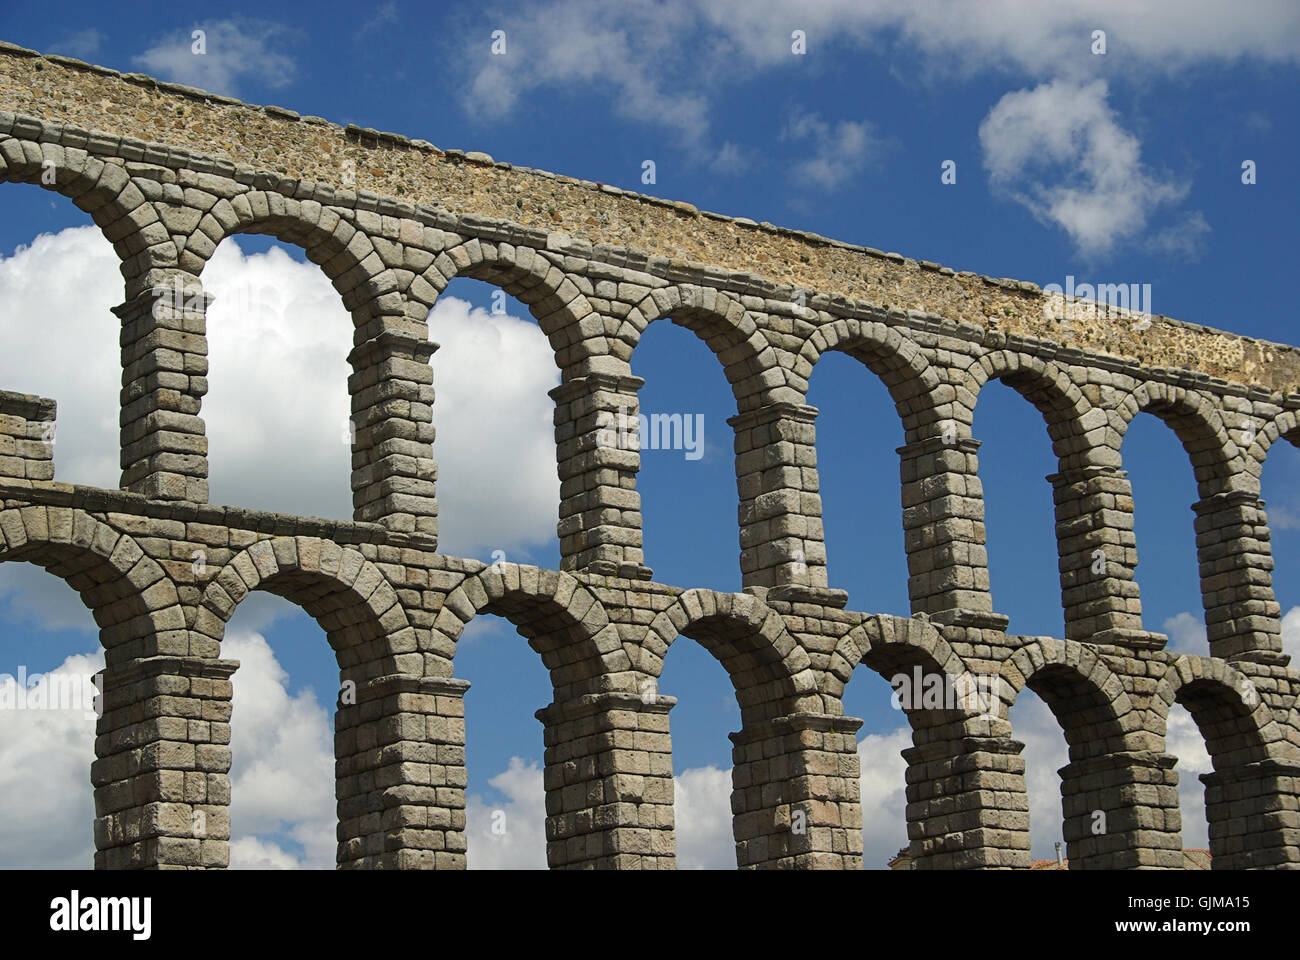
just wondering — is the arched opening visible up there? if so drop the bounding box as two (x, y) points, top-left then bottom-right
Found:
(1261, 427), (1300, 659)
(808, 350), (908, 615)
(831, 616), (1004, 871)
(1012, 655), (1141, 869)
(223, 591), (337, 868)
(201, 235), (353, 518)
(1154, 662), (1291, 869)
(197, 536), (426, 870)
(430, 277), (561, 568)
(973, 378), (1062, 637)
(658, 633), (739, 868)
(642, 591), (812, 869)
(1121, 411), (1211, 650)
(841, 650), (931, 870)
(0, 180), (122, 490)
(436, 567), (629, 869)
(1013, 684), (1071, 865)
(0, 514), (188, 870)
(632, 317), (737, 591)
(1164, 699), (1213, 865)
(0, 560), (102, 868)
(457, 610), (553, 869)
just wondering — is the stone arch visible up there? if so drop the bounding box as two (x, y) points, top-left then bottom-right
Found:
(637, 588), (818, 723)
(829, 615), (1018, 870)
(1150, 657), (1300, 869)
(411, 237), (599, 371)
(967, 352), (1130, 640)
(999, 637), (1166, 869)
(193, 535), (421, 873)
(195, 537), (412, 677)
(1115, 382), (1243, 496)
(620, 286), (785, 410)
(828, 614), (960, 696)
(1150, 657), (1297, 769)
(1250, 408), (1300, 473)
(800, 319), (949, 441)
(999, 637), (1141, 759)
(828, 614), (986, 735)
(0, 506), (186, 661)
(0, 137), (173, 288)
(191, 191), (403, 337)
(431, 563), (629, 699)
(968, 351), (1099, 467)
(1247, 408), (1300, 659)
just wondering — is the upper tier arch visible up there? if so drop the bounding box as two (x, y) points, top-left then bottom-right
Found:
(0, 139), (172, 289)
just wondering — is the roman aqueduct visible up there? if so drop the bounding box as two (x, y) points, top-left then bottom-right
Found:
(1, 41), (1298, 869)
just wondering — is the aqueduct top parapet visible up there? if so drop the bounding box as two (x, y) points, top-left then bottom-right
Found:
(1, 39), (1298, 397)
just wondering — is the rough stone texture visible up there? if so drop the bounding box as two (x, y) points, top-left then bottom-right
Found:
(2, 44), (1299, 869)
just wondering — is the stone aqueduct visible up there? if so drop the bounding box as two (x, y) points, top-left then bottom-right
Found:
(0, 41), (1298, 871)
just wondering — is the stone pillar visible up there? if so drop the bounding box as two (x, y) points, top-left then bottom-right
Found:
(114, 274), (210, 502)
(1058, 751), (1182, 868)
(335, 674), (469, 869)
(1050, 466), (1166, 648)
(730, 403), (846, 606)
(1193, 491), (1285, 663)
(347, 329), (438, 538)
(898, 437), (1007, 629)
(0, 390), (56, 481)
(730, 712), (863, 869)
(92, 655), (237, 869)
(1201, 759), (1300, 869)
(536, 691), (676, 869)
(902, 735), (1030, 869)
(550, 374), (652, 580)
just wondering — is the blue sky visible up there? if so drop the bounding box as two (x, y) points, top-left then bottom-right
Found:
(0, 1), (1298, 869)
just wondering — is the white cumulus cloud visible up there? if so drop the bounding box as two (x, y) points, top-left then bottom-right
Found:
(465, 0), (709, 144)
(465, 757), (548, 869)
(1284, 605), (1300, 662)
(224, 631), (336, 869)
(0, 649), (103, 869)
(979, 79), (1190, 258)
(695, 0), (1300, 78)
(461, 0), (1300, 145)
(674, 764), (735, 868)
(858, 726), (912, 868)
(133, 18), (299, 97)
(782, 113), (880, 191)
(1163, 611), (1207, 655)
(0, 631), (344, 870)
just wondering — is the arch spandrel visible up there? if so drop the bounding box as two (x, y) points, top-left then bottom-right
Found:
(409, 238), (600, 372)
(966, 351), (1100, 464)
(1251, 408), (1300, 470)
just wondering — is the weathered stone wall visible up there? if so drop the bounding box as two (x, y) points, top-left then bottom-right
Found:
(1, 42), (1298, 870)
